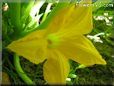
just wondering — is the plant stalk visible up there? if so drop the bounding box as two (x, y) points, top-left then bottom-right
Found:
(14, 54), (35, 85)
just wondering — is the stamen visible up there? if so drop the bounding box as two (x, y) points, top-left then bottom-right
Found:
(47, 34), (60, 48)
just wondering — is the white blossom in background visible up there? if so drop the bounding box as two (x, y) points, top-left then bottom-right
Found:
(111, 55), (114, 58)
(71, 74), (77, 78)
(94, 16), (105, 20)
(104, 17), (110, 23)
(66, 78), (71, 82)
(108, 16), (113, 20)
(93, 12), (113, 26)
(87, 33), (105, 43)
(104, 12), (108, 16)
(104, 17), (113, 26)
(30, 0), (45, 19)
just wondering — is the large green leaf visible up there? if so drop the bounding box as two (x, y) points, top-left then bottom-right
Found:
(21, 0), (34, 29)
(9, 1), (21, 31)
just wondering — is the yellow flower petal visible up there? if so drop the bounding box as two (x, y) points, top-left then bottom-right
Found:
(58, 35), (106, 66)
(44, 5), (68, 34)
(43, 49), (70, 84)
(46, 0), (92, 35)
(7, 30), (47, 64)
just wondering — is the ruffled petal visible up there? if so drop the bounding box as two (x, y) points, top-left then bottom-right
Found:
(46, 0), (92, 35)
(57, 35), (106, 66)
(43, 49), (70, 84)
(7, 30), (47, 64)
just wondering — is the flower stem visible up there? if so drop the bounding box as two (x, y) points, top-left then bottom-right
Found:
(14, 54), (35, 85)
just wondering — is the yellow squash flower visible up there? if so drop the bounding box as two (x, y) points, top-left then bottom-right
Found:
(7, 0), (106, 84)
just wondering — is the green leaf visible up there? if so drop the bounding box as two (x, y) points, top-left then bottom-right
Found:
(21, 0), (34, 28)
(9, 1), (21, 31)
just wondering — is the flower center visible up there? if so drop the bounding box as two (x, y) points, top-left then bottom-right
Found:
(47, 34), (60, 48)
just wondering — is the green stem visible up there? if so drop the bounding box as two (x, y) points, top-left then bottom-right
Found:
(14, 54), (35, 85)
